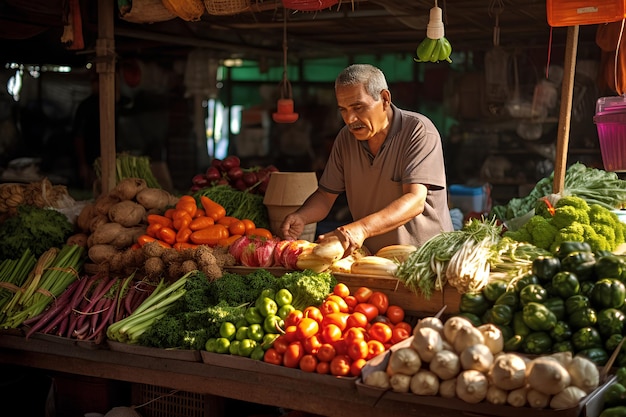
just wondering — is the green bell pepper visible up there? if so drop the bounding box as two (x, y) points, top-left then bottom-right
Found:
(551, 271), (581, 299)
(606, 333), (624, 352)
(605, 383), (626, 407)
(544, 297), (566, 321)
(597, 307), (626, 337)
(578, 347), (609, 366)
(617, 367), (626, 386)
(488, 304), (514, 326)
(513, 311), (531, 338)
(456, 312), (482, 327)
(550, 320), (572, 342)
(503, 334), (524, 352)
(494, 290), (520, 310)
(519, 284), (549, 306)
(552, 340), (575, 353)
(595, 254), (626, 281)
(459, 291), (490, 316)
(256, 296), (278, 317)
(569, 307), (597, 329)
(556, 241), (592, 259)
(522, 331), (553, 355)
(483, 279), (508, 303)
(560, 251), (597, 281)
(565, 294), (590, 315)
(571, 326), (603, 351)
(522, 302), (557, 331)
(532, 255), (561, 282)
(600, 406), (626, 417)
(590, 278), (626, 310)
(514, 273), (540, 292)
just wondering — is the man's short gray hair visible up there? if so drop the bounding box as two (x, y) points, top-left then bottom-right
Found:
(335, 64), (389, 101)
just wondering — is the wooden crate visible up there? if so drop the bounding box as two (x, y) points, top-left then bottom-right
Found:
(332, 273), (461, 317)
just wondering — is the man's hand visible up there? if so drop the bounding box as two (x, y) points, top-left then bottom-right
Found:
(318, 224), (366, 258)
(280, 212), (306, 240)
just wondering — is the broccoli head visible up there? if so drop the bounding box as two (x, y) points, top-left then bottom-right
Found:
(555, 195), (590, 212)
(504, 214), (557, 251)
(552, 205), (590, 229)
(581, 224), (611, 252)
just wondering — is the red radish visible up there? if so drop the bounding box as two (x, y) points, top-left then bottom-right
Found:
(222, 155), (241, 170)
(192, 173), (209, 187)
(242, 171), (258, 186)
(205, 166), (221, 182)
(227, 166), (244, 181)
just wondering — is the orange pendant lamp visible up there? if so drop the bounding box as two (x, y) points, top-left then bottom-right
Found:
(272, 9), (299, 124)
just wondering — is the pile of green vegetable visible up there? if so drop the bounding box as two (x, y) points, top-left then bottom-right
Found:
(134, 268), (336, 350)
(0, 204), (74, 259)
(457, 241), (626, 366)
(504, 195), (626, 253)
(491, 162), (626, 222)
(600, 367), (626, 417)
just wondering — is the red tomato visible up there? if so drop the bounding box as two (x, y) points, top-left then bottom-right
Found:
(284, 309), (303, 328)
(296, 317), (319, 341)
(346, 339), (369, 361)
(272, 335), (290, 355)
(263, 348), (283, 365)
(283, 325), (298, 343)
(283, 341), (305, 368)
(320, 299), (341, 315)
(350, 358), (367, 377)
(394, 321), (413, 334)
(353, 303), (379, 322)
(346, 311), (369, 329)
(325, 295), (350, 313)
(366, 340), (386, 360)
(321, 312), (349, 332)
(369, 291), (389, 315)
(303, 334), (323, 355)
(299, 354), (318, 373)
(354, 286), (373, 303)
(368, 322), (393, 344)
(303, 306), (324, 323)
(330, 354), (352, 376)
(332, 338), (348, 356)
(316, 361), (330, 374)
(316, 343), (337, 362)
(344, 295), (358, 312)
(321, 323), (343, 343)
(343, 327), (366, 345)
(391, 326), (411, 344)
(333, 283), (350, 298)
(385, 305), (406, 325)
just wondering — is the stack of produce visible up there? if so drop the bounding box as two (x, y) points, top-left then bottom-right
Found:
(363, 314), (602, 410)
(456, 241), (626, 366)
(72, 177), (178, 267)
(0, 177), (76, 218)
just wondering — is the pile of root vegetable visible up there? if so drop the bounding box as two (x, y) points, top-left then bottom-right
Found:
(70, 177), (235, 282)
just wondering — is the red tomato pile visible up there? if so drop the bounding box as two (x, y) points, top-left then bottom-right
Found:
(262, 283), (412, 377)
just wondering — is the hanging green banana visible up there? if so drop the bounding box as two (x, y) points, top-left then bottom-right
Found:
(438, 37), (453, 63)
(414, 37), (437, 63)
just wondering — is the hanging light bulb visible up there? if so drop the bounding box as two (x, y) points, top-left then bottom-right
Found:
(272, 9), (299, 124)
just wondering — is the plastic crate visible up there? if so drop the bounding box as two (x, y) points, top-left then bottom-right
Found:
(547, 0), (626, 26)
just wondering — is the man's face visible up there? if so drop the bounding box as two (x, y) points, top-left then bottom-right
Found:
(336, 83), (388, 141)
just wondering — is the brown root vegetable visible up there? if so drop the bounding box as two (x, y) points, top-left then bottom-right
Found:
(142, 241), (166, 258)
(181, 259), (198, 274)
(162, 248), (182, 265)
(144, 256), (165, 277)
(110, 226), (146, 249)
(76, 203), (95, 233)
(202, 263), (223, 281)
(91, 222), (126, 245)
(109, 251), (126, 273)
(110, 177), (147, 201)
(167, 262), (183, 281)
(108, 200), (146, 227)
(94, 194), (120, 215)
(88, 244), (120, 264)
(135, 188), (173, 210)
(89, 214), (110, 233)
(66, 233), (88, 247)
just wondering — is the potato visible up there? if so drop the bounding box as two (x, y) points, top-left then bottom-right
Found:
(108, 200), (146, 227)
(66, 233), (88, 247)
(88, 244), (120, 264)
(76, 203), (95, 233)
(91, 222), (126, 245)
(110, 177), (147, 201)
(89, 214), (110, 233)
(94, 194), (120, 215)
(109, 225), (146, 249)
(135, 188), (173, 210)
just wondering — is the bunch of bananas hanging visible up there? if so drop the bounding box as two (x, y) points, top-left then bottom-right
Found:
(414, 36), (452, 63)
(413, 5), (453, 64)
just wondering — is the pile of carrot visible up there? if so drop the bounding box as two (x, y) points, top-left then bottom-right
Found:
(136, 195), (274, 250)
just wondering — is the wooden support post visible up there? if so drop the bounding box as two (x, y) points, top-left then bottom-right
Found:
(552, 25), (579, 194)
(97, 0), (116, 195)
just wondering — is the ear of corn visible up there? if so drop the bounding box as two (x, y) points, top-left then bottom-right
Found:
(375, 244), (418, 263)
(351, 256), (398, 277)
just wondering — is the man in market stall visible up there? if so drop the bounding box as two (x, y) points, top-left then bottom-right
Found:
(280, 63), (454, 256)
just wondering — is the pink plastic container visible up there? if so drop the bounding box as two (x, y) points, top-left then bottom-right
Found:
(594, 96), (626, 172)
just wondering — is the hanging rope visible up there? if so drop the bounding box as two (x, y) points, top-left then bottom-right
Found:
(279, 10), (293, 100)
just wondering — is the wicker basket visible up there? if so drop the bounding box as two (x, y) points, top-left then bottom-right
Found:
(161, 0), (205, 21)
(203, 0), (250, 15)
(282, 0), (338, 11)
(118, 0), (176, 23)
